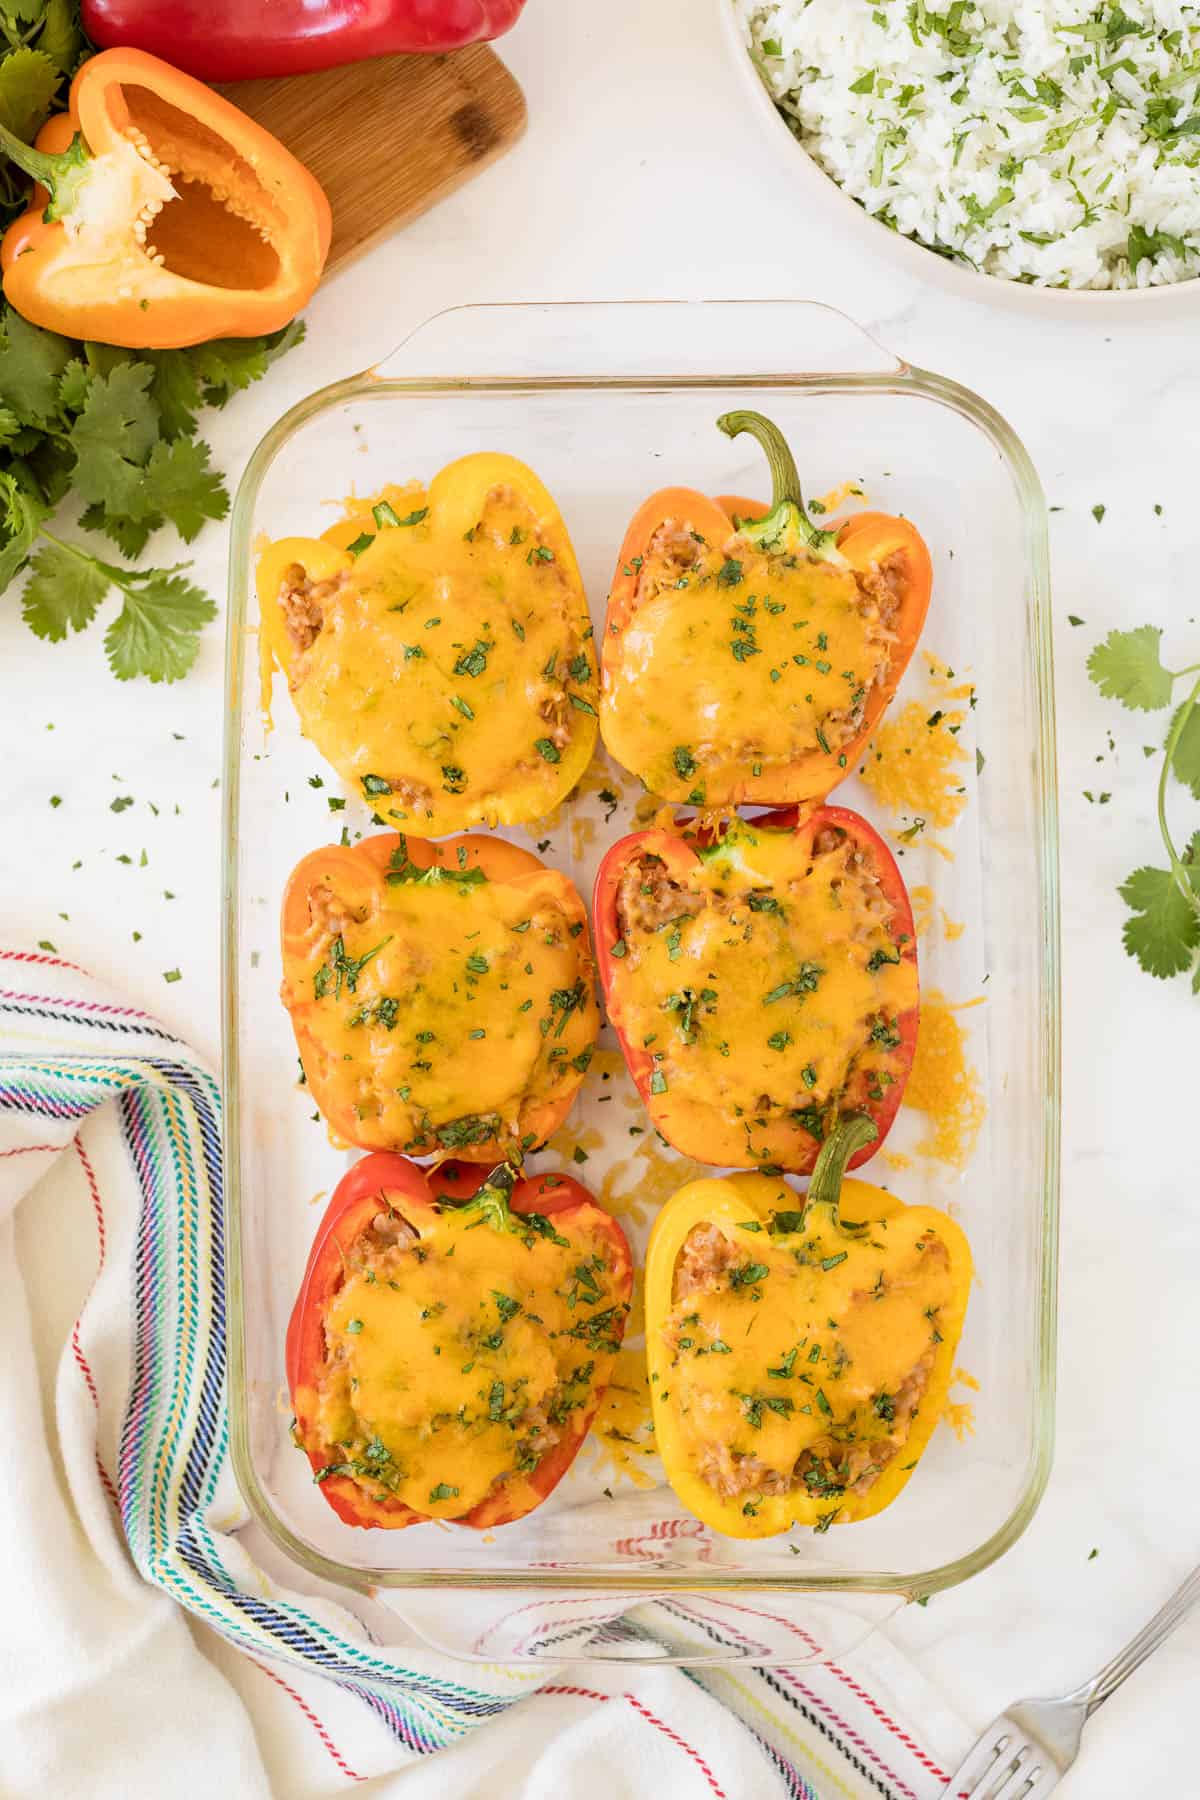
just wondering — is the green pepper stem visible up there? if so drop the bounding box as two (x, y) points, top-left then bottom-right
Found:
(0, 122), (91, 221)
(806, 1114), (878, 1214)
(455, 1161), (517, 1232)
(716, 409), (832, 551)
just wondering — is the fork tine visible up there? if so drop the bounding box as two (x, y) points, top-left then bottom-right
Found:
(942, 1722), (1057, 1799)
(946, 1726), (1015, 1798)
(977, 1745), (1046, 1800)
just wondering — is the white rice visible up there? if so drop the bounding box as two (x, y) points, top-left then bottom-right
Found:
(735, 0), (1200, 288)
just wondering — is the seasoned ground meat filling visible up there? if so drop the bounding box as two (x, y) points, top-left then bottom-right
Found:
(279, 562), (348, 665)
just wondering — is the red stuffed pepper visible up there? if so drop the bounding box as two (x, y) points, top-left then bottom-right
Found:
(288, 1154), (633, 1530)
(594, 807), (918, 1173)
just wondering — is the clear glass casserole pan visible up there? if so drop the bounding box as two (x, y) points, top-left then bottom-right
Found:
(221, 301), (1059, 1664)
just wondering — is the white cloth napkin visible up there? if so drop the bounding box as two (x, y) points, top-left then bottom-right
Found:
(0, 946), (968, 1799)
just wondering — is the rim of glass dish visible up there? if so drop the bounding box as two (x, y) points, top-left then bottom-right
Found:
(716, 0), (1200, 314)
(221, 299), (1060, 1601)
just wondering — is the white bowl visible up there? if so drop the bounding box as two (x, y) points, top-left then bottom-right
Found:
(717, 0), (1200, 316)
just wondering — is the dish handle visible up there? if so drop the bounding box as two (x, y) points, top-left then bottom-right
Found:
(369, 299), (905, 384)
(378, 1585), (908, 1666)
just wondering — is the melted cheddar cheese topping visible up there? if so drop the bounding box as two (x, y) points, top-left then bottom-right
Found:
(659, 1174), (956, 1521)
(283, 850), (597, 1157)
(264, 476), (598, 832)
(308, 1198), (628, 1519)
(602, 524), (894, 800)
(612, 821), (914, 1145)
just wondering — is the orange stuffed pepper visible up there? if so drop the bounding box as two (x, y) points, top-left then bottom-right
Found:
(600, 410), (931, 808)
(289, 1155), (633, 1530)
(281, 832), (598, 1161)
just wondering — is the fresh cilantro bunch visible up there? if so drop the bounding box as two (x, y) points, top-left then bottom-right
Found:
(1, 311), (303, 678)
(0, 5), (306, 681)
(1088, 625), (1200, 989)
(0, 1), (84, 231)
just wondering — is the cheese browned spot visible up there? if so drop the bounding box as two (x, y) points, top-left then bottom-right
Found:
(611, 820), (914, 1146)
(305, 1199), (629, 1519)
(662, 1205), (955, 1508)
(602, 522), (900, 799)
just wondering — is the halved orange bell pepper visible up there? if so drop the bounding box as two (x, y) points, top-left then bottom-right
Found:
(281, 830), (598, 1161)
(645, 1116), (972, 1539)
(600, 410), (932, 808)
(288, 1154), (634, 1530)
(0, 49), (330, 349)
(257, 456), (598, 836)
(593, 806), (918, 1173)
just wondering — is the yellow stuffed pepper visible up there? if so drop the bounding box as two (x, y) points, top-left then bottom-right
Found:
(645, 1115), (972, 1538)
(257, 455), (598, 835)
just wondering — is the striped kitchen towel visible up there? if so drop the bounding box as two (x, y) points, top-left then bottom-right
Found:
(0, 946), (969, 1800)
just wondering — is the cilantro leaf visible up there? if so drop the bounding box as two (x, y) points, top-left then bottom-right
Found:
(104, 569), (217, 682)
(69, 362), (160, 516)
(57, 358), (90, 413)
(1087, 625), (1175, 711)
(37, 0), (83, 76)
(0, 46), (60, 144)
(21, 539), (110, 641)
(1118, 836), (1200, 980)
(1167, 701), (1200, 801)
(146, 348), (203, 439)
(79, 502), (160, 561)
(0, 305), (73, 422)
(188, 320), (305, 403)
(140, 436), (229, 541)
(0, 469), (47, 585)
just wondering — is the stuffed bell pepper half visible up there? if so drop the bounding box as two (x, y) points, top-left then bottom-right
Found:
(282, 831), (598, 1160)
(258, 456), (598, 834)
(600, 411), (932, 808)
(289, 1154), (633, 1529)
(645, 1116), (972, 1538)
(594, 807), (918, 1173)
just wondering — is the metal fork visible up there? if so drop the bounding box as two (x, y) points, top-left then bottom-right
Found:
(940, 1563), (1200, 1797)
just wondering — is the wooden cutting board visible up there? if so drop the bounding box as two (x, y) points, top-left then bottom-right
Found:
(219, 46), (526, 275)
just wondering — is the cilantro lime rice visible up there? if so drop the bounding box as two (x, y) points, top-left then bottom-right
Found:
(736, 0), (1200, 289)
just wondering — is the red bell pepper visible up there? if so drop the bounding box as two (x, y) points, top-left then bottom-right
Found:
(593, 806), (918, 1174)
(80, 0), (529, 82)
(288, 1153), (633, 1530)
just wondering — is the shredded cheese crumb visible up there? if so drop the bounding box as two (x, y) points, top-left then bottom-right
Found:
(944, 1366), (980, 1441)
(861, 653), (973, 835)
(587, 1345), (658, 1489)
(903, 990), (986, 1170)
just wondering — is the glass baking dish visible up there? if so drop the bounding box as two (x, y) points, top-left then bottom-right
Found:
(221, 301), (1059, 1665)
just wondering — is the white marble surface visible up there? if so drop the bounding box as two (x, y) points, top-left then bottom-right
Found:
(2, 0), (1198, 1792)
